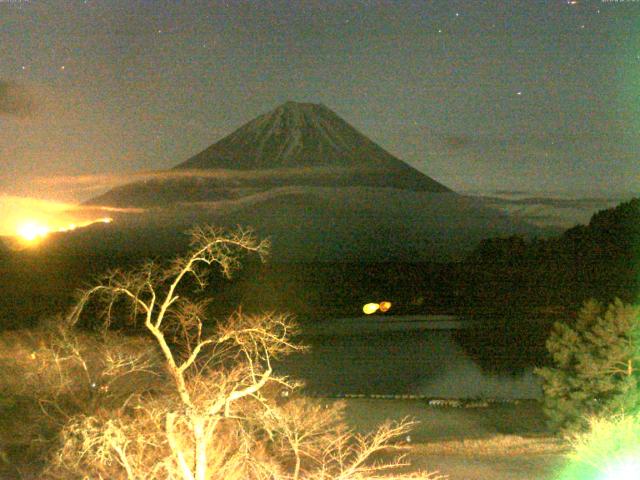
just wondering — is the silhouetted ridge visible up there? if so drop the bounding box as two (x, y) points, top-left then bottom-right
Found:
(88, 102), (451, 208)
(174, 101), (450, 192)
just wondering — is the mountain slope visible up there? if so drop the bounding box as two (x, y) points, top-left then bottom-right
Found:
(77, 187), (546, 262)
(175, 101), (450, 192)
(88, 101), (449, 208)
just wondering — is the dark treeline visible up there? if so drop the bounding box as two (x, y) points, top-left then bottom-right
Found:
(454, 197), (639, 371)
(220, 198), (640, 321)
(460, 197), (639, 315)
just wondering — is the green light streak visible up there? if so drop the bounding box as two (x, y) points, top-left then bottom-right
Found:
(555, 303), (640, 478)
(555, 20), (640, 477)
(599, 457), (640, 480)
(555, 406), (640, 480)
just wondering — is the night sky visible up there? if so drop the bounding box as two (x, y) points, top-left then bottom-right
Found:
(0, 0), (638, 204)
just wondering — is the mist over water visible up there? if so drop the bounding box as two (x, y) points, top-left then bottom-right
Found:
(415, 334), (542, 400)
(282, 328), (542, 400)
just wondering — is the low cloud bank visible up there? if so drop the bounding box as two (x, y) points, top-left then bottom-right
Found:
(0, 195), (141, 237)
(468, 191), (626, 229)
(14, 166), (376, 204)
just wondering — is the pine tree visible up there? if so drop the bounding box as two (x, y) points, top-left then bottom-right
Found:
(535, 299), (640, 432)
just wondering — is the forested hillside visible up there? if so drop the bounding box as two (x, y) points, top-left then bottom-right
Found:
(460, 197), (639, 314)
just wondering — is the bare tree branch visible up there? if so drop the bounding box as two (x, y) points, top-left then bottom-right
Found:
(44, 226), (442, 480)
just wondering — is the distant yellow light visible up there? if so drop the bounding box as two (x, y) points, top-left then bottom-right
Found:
(17, 221), (50, 242)
(15, 216), (114, 243)
(379, 301), (392, 313)
(363, 303), (380, 315)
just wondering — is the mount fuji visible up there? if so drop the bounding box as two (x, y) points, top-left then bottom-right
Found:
(84, 102), (547, 261)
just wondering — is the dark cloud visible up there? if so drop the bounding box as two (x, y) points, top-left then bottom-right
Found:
(471, 194), (627, 229)
(439, 131), (612, 153)
(0, 80), (35, 117)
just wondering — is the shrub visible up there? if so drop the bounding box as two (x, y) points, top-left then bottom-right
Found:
(0, 323), (165, 477)
(535, 299), (640, 432)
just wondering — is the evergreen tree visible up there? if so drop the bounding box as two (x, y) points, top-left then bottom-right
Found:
(536, 299), (640, 432)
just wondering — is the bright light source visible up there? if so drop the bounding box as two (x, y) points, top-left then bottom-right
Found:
(363, 303), (380, 315)
(379, 301), (392, 313)
(17, 221), (50, 242)
(601, 458), (640, 480)
(14, 216), (114, 245)
(363, 301), (392, 315)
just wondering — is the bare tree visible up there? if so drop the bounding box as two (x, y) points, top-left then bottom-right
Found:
(45, 226), (445, 480)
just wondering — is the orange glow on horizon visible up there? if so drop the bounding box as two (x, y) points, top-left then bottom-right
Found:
(0, 196), (117, 247)
(15, 217), (113, 245)
(17, 221), (51, 242)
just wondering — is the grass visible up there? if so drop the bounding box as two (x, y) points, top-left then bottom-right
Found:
(336, 398), (552, 441)
(415, 435), (567, 456)
(337, 397), (568, 480)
